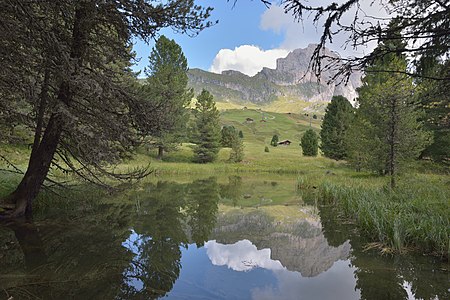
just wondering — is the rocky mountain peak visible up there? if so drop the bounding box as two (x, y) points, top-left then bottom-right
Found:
(188, 45), (361, 105)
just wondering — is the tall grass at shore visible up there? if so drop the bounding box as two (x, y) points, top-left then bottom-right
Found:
(312, 176), (449, 257)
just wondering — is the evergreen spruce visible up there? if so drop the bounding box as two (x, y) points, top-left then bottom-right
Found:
(238, 130), (244, 139)
(270, 135), (279, 147)
(320, 95), (354, 160)
(0, 0), (213, 217)
(193, 90), (221, 163)
(221, 125), (237, 147)
(350, 29), (431, 188)
(417, 60), (450, 164)
(301, 129), (319, 156)
(229, 132), (244, 162)
(143, 35), (192, 159)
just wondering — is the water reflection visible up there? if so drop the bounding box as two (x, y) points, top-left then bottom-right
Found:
(119, 178), (219, 298)
(0, 176), (448, 300)
(205, 240), (285, 272)
(318, 203), (449, 300)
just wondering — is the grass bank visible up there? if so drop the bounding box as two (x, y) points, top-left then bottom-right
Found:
(310, 175), (450, 258)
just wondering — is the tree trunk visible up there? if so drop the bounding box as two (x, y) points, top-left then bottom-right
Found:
(389, 96), (398, 189)
(157, 146), (164, 160)
(0, 3), (94, 218)
(4, 114), (63, 218)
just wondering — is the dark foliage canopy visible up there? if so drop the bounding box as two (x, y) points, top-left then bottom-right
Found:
(320, 95), (354, 160)
(0, 0), (214, 217)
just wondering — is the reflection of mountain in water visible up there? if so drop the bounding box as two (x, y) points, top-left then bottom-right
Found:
(211, 209), (351, 277)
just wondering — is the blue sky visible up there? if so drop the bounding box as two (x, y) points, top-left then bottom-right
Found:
(132, 1), (281, 75)
(132, 1), (381, 77)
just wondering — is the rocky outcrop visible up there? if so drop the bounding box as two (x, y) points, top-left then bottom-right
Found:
(188, 44), (361, 105)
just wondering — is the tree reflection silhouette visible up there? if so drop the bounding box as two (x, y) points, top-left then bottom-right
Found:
(119, 178), (219, 298)
(186, 177), (219, 247)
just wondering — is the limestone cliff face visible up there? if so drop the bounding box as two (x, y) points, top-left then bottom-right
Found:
(188, 44), (361, 105)
(211, 209), (351, 277)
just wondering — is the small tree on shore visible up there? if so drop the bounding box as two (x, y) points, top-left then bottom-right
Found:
(351, 33), (431, 188)
(142, 35), (192, 160)
(301, 129), (319, 156)
(193, 90), (221, 163)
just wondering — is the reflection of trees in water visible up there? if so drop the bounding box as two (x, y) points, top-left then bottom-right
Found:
(119, 181), (188, 299)
(318, 204), (449, 300)
(219, 175), (243, 207)
(0, 210), (132, 299)
(187, 177), (220, 247)
(118, 178), (219, 298)
(0, 178), (220, 299)
(1, 220), (47, 271)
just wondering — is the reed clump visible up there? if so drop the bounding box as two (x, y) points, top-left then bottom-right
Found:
(316, 178), (449, 258)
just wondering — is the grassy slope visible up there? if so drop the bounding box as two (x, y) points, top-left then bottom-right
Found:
(138, 108), (330, 174)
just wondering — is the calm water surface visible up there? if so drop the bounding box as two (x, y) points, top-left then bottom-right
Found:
(0, 176), (448, 299)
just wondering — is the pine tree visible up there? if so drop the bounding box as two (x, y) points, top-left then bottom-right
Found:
(143, 35), (192, 159)
(416, 59), (450, 164)
(320, 95), (354, 160)
(229, 132), (244, 162)
(238, 130), (244, 139)
(221, 125), (237, 147)
(352, 34), (431, 187)
(193, 90), (221, 163)
(270, 135), (279, 147)
(301, 129), (319, 156)
(0, 0), (213, 218)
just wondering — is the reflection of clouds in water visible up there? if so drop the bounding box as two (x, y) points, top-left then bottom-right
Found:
(203, 239), (359, 300)
(251, 260), (360, 300)
(121, 229), (146, 291)
(204, 240), (285, 272)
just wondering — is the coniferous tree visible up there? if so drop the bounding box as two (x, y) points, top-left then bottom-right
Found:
(193, 90), (221, 163)
(229, 132), (244, 162)
(238, 130), (244, 139)
(351, 33), (431, 188)
(143, 35), (192, 159)
(416, 59), (450, 164)
(320, 95), (354, 160)
(0, 0), (214, 218)
(270, 135), (279, 147)
(301, 129), (319, 156)
(221, 125), (237, 147)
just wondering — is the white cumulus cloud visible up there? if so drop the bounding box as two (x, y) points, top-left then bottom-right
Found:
(209, 45), (289, 77)
(205, 239), (285, 272)
(210, 2), (387, 76)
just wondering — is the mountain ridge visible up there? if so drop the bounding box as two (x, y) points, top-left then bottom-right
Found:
(188, 44), (361, 105)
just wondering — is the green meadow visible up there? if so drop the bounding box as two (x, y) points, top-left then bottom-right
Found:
(1, 106), (449, 256)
